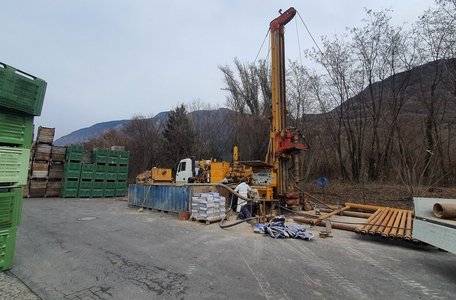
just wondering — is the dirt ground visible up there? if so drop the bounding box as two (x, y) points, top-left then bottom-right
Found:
(303, 181), (456, 210)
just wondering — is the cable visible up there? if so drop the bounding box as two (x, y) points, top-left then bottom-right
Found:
(253, 30), (270, 65)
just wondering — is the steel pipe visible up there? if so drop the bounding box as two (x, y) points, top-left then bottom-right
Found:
(356, 209), (381, 234)
(344, 202), (384, 212)
(361, 209), (384, 235)
(404, 210), (413, 241)
(309, 206), (351, 225)
(433, 203), (456, 219)
(320, 208), (372, 219)
(377, 209), (394, 236)
(388, 210), (403, 240)
(293, 216), (358, 232)
(397, 210), (407, 240)
(369, 209), (389, 235)
(382, 209), (399, 238)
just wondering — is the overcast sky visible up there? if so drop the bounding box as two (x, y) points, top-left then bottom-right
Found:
(2, 1), (435, 138)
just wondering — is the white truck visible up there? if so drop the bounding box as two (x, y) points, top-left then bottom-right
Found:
(175, 158), (211, 184)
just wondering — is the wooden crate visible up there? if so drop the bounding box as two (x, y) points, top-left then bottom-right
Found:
(31, 161), (49, 178)
(46, 180), (62, 197)
(34, 143), (51, 161)
(48, 163), (64, 179)
(36, 126), (55, 144)
(29, 179), (47, 197)
(51, 146), (66, 162)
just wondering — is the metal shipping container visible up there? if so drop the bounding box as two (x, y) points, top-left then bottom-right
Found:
(128, 184), (191, 213)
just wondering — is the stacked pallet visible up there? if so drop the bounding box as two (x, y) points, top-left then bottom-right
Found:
(0, 62), (47, 271)
(60, 146), (129, 198)
(191, 192), (226, 223)
(29, 127), (54, 197)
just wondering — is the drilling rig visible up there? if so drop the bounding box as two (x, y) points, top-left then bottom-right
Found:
(241, 7), (306, 217)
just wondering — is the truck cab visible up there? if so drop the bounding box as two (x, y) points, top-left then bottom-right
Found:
(175, 158), (195, 183)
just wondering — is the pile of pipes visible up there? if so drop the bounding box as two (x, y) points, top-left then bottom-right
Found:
(191, 192), (226, 222)
(293, 202), (418, 242)
(355, 208), (416, 241)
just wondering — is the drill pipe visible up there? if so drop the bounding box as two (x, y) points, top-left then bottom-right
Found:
(404, 210), (413, 241)
(382, 209), (399, 238)
(344, 202), (384, 212)
(388, 210), (403, 240)
(376, 209), (395, 236)
(397, 210), (407, 240)
(309, 206), (351, 225)
(360, 209), (384, 235)
(433, 203), (456, 219)
(356, 209), (381, 233)
(320, 208), (372, 219)
(369, 209), (390, 235)
(293, 216), (358, 232)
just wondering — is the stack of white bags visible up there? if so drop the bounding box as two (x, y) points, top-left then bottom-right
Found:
(191, 192), (226, 221)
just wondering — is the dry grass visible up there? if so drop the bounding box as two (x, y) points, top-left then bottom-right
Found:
(302, 181), (456, 210)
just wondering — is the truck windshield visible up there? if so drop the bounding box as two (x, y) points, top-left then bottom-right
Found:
(178, 162), (186, 172)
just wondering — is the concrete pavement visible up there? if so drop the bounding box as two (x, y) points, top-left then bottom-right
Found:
(8, 197), (456, 299)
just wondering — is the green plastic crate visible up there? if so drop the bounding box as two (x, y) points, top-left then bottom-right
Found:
(106, 165), (117, 181)
(0, 188), (22, 228)
(0, 146), (30, 186)
(0, 226), (17, 271)
(118, 151), (130, 165)
(94, 164), (106, 180)
(80, 164), (94, 180)
(92, 181), (105, 190)
(91, 189), (104, 198)
(0, 62), (47, 116)
(107, 150), (119, 165)
(117, 172), (128, 181)
(63, 162), (81, 179)
(104, 188), (114, 197)
(78, 188), (91, 198)
(79, 180), (92, 190)
(115, 181), (127, 197)
(0, 110), (33, 148)
(105, 181), (116, 190)
(115, 187), (127, 197)
(92, 149), (108, 164)
(77, 180), (91, 198)
(60, 180), (79, 198)
(65, 144), (84, 162)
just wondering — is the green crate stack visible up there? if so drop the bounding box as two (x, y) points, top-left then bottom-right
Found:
(61, 144), (84, 198)
(92, 149), (107, 197)
(0, 62), (47, 271)
(104, 151), (117, 198)
(116, 151), (129, 197)
(78, 164), (93, 198)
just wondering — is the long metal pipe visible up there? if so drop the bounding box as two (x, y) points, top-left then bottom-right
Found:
(433, 203), (456, 219)
(293, 216), (358, 232)
(388, 210), (403, 240)
(376, 209), (394, 236)
(404, 210), (413, 241)
(361, 209), (384, 235)
(382, 209), (399, 238)
(369, 209), (389, 235)
(320, 209), (373, 219)
(309, 206), (351, 225)
(397, 210), (407, 240)
(344, 202), (384, 212)
(356, 209), (381, 233)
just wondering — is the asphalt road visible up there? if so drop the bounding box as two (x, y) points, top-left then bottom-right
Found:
(11, 197), (456, 299)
